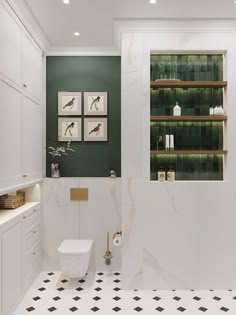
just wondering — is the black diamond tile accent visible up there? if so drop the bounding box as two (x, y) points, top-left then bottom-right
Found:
(177, 307), (186, 312)
(57, 287), (65, 291)
(193, 296), (201, 301)
(114, 272), (120, 276)
(93, 296), (101, 301)
(113, 287), (121, 291)
(199, 307), (208, 312)
(96, 279), (103, 283)
(26, 307), (35, 312)
(38, 287), (46, 291)
(113, 306), (121, 312)
(156, 307), (165, 312)
(173, 296), (181, 301)
(220, 307), (229, 312)
(43, 279), (50, 283)
(78, 279), (86, 283)
(97, 272), (104, 276)
(73, 296), (81, 301)
(61, 279), (68, 283)
(48, 272), (54, 276)
(113, 296), (121, 301)
(114, 279), (121, 283)
(213, 296), (221, 301)
(233, 296), (236, 300)
(133, 296), (141, 301)
(48, 307), (57, 312)
(70, 307), (78, 312)
(153, 296), (161, 301)
(76, 287), (84, 292)
(52, 296), (61, 301)
(94, 287), (102, 291)
(32, 296), (41, 301)
(134, 306), (143, 312)
(134, 289), (138, 292)
(91, 306), (100, 312)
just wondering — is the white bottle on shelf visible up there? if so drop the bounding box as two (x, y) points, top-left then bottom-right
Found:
(173, 102), (181, 116)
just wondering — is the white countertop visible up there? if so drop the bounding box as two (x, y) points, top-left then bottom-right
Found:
(0, 202), (40, 227)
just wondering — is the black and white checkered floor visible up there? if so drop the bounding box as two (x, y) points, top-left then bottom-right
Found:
(13, 271), (236, 314)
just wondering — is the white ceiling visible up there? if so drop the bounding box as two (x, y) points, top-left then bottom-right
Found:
(23, 0), (236, 47)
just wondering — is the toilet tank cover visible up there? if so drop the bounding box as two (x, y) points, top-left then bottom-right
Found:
(58, 239), (94, 255)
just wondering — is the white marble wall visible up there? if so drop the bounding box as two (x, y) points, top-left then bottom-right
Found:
(120, 21), (236, 289)
(41, 178), (121, 271)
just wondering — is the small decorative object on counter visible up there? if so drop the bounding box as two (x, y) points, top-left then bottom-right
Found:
(170, 134), (174, 150)
(51, 163), (60, 178)
(157, 135), (165, 150)
(109, 170), (116, 178)
(173, 102), (181, 116)
(157, 167), (166, 181)
(167, 168), (175, 181)
(209, 107), (214, 115)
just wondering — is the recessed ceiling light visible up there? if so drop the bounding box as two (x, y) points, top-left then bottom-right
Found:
(74, 32), (80, 36)
(63, 0), (70, 4)
(234, 0), (236, 3)
(149, 0), (157, 4)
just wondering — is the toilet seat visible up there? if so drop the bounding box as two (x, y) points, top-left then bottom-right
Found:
(58, 239), (93, 256)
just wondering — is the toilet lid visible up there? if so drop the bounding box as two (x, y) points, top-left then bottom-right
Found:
(58, 239), (93, 256)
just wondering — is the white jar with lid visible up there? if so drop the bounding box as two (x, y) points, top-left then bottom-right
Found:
(173, 102), (181, 116)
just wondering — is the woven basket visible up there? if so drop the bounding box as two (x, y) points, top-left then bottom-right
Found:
(0, 192), (25, 209)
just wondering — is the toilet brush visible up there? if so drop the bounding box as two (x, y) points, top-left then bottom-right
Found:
(104, 232), (112, 265)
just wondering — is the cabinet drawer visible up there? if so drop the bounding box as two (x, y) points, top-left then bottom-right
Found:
(24, 244), (40, 276)
(23, 208), (40, 231)
(24, 239), (40, 260)
(24, 224), (40, 253)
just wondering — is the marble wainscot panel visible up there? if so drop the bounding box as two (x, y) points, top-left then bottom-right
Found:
(120, 21), (236, 289)
(42, 178), (121, 271)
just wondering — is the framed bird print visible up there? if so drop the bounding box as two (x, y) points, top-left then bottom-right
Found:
(58, 91), (82, 116)
(84, 118), (108, 141)
(58, 117), (82, 141)
(83, 92), (108, 116)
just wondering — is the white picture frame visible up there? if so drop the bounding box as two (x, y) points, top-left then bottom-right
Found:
(58, 91), (82, 116)
(58, 117), (82, 142)
(84, 118), (108, 142)
(84, 92), (108, 116)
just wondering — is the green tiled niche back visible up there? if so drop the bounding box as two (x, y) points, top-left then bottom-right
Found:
(151, 88), (223, 116)
(150, 154), (223, 181)
(150, 54), (223, 81)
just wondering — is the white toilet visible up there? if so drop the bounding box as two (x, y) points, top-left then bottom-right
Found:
(57, 239), (94, 278)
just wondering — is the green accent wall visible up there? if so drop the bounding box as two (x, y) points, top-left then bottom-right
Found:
(46, 56), (121, 177)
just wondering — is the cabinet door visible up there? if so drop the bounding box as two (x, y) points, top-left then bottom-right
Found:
(22, 34), (42, 101)
(0, 2), (22, 86)
(22, 97), (42, 179)
(0, 80), (22, 188)
(2, 221), (22, 315)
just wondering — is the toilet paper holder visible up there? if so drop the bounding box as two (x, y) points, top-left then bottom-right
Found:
(113, 230), (122, 239)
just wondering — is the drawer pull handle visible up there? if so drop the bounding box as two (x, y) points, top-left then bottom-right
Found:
(33, 209), (36, 212)
(23, 84), (27, 88)
(33, 230), (36, 234)
(22, 174), (28, 178)
(23, 216), (26, 219)
(33, 252), (36, 255)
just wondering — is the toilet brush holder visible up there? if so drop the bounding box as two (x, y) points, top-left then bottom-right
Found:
(104, 232), (113, 265)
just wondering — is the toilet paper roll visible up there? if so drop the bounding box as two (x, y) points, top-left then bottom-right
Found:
(113, 235), (122, 247)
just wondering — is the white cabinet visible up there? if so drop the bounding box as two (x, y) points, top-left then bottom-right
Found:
(22, 34), (42, 101)
(22, 97), (42, 180)
(1, 221), (22, 315)
(0, 80), (22, 188)
(0, 2), (22, 86)
(0, 203), (41, 315)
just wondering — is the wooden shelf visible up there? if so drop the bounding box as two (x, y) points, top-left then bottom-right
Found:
(151, 115), (227, 121)
(151, 150), (227, 155)
(150, 81), (227, 89)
